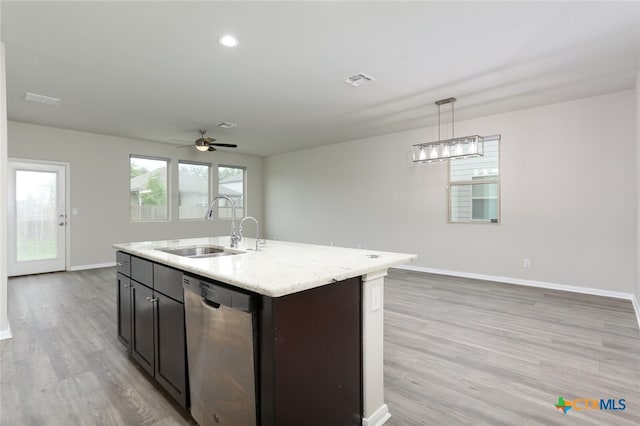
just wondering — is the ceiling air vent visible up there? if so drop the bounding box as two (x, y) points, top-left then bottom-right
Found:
(344, 72), (375, 87)
(24, 92), (62, 107)
(217, 122), (238, 129)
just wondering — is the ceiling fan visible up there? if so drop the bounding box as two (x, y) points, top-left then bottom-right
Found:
(176, 130), (238, 152)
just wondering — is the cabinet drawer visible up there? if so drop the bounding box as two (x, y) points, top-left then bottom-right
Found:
(154, 263), (184, 302)
(116, 252), (131, 276)
(131, 256), (153, 287)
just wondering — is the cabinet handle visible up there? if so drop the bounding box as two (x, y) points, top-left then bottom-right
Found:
(116, 261), (129, 266)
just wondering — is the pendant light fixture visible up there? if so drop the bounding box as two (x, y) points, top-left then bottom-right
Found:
(412, 97), (484, 163)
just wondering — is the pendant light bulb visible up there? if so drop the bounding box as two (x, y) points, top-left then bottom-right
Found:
(430, 145), (438, 159)
(469, 140), (477, 154)
(418, 147), (426, 161)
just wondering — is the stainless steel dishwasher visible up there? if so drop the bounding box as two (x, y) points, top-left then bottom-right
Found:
(183, 274), (258, 426)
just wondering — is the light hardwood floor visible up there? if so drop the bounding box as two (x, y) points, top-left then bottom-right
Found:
(1, 268), (639, 425)
(0, 269), (194, 426)
(384, 269), (640, 426)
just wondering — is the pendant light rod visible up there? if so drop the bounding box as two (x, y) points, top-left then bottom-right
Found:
(435, 97), (456, 141)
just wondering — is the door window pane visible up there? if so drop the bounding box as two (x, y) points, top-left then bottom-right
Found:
(130, 156), (169, 221)
(15, 170), (57, 261)
(218, 166), (245, 219)
(179, 162), (210, 219)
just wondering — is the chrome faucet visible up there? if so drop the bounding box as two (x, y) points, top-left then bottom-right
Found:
(205, 195), (239, 248)
(238, 216), (262, 251)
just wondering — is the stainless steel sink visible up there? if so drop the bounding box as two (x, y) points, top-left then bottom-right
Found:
(156, 246), (240, 258)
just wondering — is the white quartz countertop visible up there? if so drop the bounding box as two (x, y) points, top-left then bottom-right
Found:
(113, 237), (416, 297)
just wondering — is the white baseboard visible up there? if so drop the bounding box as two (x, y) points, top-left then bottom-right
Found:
(632, 295), (640, 331)
(393, 264), (640, 329)
(0, 323), (12, 341)
(68, 262), (116, 271)
(362, 403), (391, 426)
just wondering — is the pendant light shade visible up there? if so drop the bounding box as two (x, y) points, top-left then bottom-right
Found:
(412, 97), (484, 163)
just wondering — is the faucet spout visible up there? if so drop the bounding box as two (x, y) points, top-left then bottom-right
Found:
(239, 216), (261, 251)
(205, 195), (239, 248)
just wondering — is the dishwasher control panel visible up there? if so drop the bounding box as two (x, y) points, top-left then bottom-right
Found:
(183, 274), (257, 313)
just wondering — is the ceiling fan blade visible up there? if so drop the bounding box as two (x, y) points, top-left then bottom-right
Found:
(208, 143), (238, 148)
(207, 146), (217, 152)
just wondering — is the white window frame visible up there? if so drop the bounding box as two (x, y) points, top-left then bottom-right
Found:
(129, 155), (170, 223)
(217, 164), (246, 220)
(178, 160), (212, 221)
(448, 135), (501, 224)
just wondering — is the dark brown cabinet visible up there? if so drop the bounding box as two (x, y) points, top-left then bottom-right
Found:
(131, 281), (155, 375)
(259, 276), (362, 426)
(117, 251), (363, 424)
(154, 293), (187, 405)
(116, 252), (188, 409)
(116, 273), (132, 350)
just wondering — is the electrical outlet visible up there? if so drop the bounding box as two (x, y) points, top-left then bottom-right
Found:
(523, 258), (531, 268)
(371, 287), (381, 312)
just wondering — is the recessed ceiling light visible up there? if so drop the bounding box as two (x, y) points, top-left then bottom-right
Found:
(218, 35), (238, 47)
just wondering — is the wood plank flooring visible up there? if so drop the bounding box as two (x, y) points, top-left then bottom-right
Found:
(0, 269), (194, 426)
(384, 269), (640, 426)
(1, 267), (639, 425)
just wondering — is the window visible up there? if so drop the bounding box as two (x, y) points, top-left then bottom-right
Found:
(178, 161), (211, 220)
(130, 156), (169, 221)
(449, 136), (500, 223)
(218, 165), (245, 219)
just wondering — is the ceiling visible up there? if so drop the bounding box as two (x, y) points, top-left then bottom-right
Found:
(2, 1), (639, 157)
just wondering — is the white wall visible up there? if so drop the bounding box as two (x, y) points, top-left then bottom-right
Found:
(264, 90), (636, 294)
(636, 73), (640, 304)
(8, 121), (263, 269)
(0, 37), (12, 336)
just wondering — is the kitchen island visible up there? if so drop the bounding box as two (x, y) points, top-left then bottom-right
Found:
(114, 237), (416, 426)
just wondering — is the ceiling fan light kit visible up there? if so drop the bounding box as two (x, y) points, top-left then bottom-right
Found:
(176, 129), (238, 152)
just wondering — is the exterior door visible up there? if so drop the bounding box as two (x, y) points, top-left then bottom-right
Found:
(8, 161), (67, 276)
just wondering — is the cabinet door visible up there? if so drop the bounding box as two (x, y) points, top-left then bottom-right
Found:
(131, 281), (155, 376)
(154, 293), (188, 409)
(117, 273), (132, 352)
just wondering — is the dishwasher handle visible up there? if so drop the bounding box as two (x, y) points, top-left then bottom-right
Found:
(201, 297), (221, 310)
